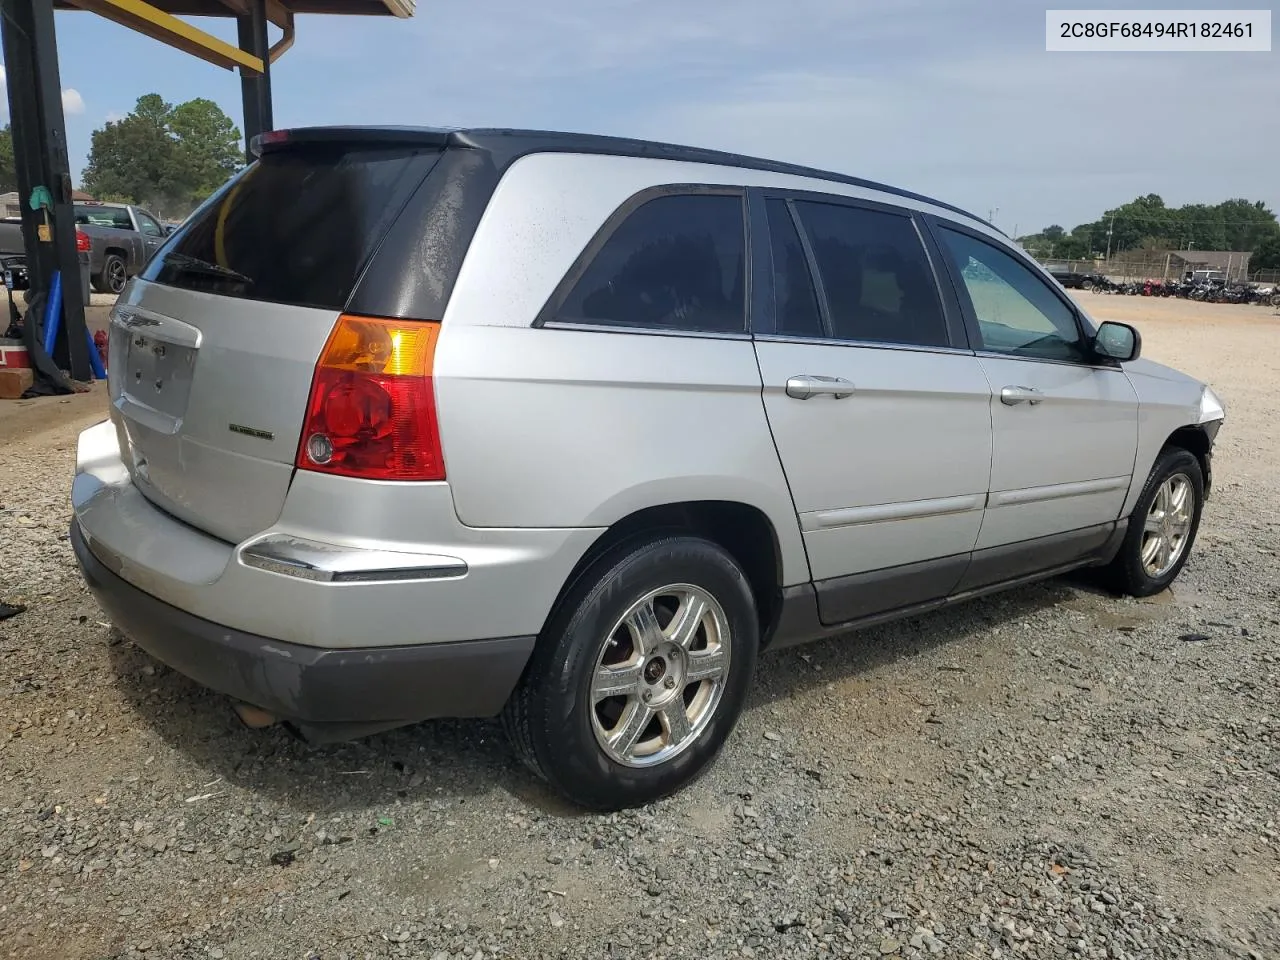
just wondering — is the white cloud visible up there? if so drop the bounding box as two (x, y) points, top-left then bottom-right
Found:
(630, 49), (1280, 232)
(61, 88), (85, 116)
(265, 0), (1280, 231)
(0, 71), (88, 121)
(105, 111), (124, 123)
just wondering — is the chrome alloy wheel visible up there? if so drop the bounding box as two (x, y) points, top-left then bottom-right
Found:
(590, 584), (731, 768)
(1141, 473), (1194, 578)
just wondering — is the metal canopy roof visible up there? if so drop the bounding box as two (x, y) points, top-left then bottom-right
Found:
(53, 0), (413, 19)
(53, 0), (413, 73)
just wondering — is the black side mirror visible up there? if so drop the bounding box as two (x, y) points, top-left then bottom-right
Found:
(1093, 320), (1141, 363)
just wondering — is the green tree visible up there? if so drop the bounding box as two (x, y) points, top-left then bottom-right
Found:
(1216, 199), (1277, 252)
(168, 98), (242, 200)
(81, 94), (242, 218)
(0, 124), (15, 194)
(1252, 230), (1280, 271)
(1024, 194), (1279, 262)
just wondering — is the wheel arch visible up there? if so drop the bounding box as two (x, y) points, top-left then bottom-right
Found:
(539, 500), (789, 646)
(1162, 423), (1215, 497)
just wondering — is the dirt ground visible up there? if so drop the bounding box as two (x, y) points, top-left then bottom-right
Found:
(1, 293), (1278, 960)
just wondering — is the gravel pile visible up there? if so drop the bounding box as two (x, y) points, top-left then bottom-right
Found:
(2, 318), (1278, 959)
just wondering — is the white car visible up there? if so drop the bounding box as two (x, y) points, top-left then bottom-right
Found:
(71, 126), (1225, 810)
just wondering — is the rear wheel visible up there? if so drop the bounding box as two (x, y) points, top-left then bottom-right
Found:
(1100, 447), (1204, 597)
(92, 253), (127, 295)
(503, 535), (758, 810)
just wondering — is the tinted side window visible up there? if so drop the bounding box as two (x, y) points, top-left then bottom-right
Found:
(792, 202), (948, 348)
(765, 199), (823, 338)
(557, 194), (746, 333)
(936, 228), (1085, 362)
(136, 212), (163, 238)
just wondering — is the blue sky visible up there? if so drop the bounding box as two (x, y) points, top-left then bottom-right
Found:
(10, 0), (1280, 233)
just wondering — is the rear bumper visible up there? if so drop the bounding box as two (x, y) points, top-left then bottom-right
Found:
(72, 518), (534, 733)
(71, 419), (601, 648)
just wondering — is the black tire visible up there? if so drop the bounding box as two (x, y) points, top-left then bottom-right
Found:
(92, 253), (127, 295)
(502, 534), (758, 811)
(1100, 447), (1204, 597)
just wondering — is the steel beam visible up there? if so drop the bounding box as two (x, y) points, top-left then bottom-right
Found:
(237, 0), (273, 160)
(1, 0), (92, 381)
(62, 0), (264, 72)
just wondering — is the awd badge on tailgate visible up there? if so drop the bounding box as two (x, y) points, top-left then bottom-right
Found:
(229, 423), (275, 441)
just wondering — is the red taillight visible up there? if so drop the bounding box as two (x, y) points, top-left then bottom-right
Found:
(296, 315), (445, 481)
(76, 230), (91, 253)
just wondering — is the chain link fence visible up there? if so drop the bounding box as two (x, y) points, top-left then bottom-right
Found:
(1039, 256), (1278, 285)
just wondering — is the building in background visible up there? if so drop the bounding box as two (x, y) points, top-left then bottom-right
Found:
(1, 189), (95, 218)
(1162, 249), (1252, 282)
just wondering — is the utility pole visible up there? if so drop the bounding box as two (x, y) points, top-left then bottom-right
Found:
(1105, 214), (1114, 261)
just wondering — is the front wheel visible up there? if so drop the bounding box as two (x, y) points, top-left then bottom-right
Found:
(1101, 447), (1204, 597)
(503, 535), (758, 810)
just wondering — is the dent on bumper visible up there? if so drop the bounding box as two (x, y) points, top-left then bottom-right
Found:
(73, 519), (535, 732)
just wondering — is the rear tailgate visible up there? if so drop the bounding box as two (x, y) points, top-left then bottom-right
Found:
(111, 140), (443, 543)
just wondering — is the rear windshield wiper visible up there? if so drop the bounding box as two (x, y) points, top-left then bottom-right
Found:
(164, 252), (254, 285)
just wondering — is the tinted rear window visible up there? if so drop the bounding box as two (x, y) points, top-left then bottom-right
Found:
(76, 205), (133, 229)
(142, 146), (441, 310)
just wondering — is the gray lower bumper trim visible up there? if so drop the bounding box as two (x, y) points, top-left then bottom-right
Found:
(72, 519), (534, 731)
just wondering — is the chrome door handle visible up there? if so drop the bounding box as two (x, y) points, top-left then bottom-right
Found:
(785, 375), (855, 400)
(1000, 385), (1044, 406)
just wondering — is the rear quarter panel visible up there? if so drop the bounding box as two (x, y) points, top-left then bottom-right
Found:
(433, 152), (824, 586)
(82, 226), (134, 274)
(433, 324), (811, 586)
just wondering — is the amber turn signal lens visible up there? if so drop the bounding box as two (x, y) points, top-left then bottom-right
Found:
(295, 315), (446, 482)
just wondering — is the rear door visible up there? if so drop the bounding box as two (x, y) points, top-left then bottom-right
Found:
(928, 220), (1138, 558)
(110, 141), (442, 543)
(751, 192), (993, 625)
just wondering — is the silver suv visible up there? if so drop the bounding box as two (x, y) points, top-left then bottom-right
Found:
(72, 127), (1225, 810)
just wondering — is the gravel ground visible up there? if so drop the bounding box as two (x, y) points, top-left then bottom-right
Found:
(2, 294), (1278, 960)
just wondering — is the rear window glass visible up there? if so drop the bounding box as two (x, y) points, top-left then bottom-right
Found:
(141, 146), (440, 310)
(793, 200), (948, 348)
(76, 205), (133, 229)
(555, 193), (746, 333)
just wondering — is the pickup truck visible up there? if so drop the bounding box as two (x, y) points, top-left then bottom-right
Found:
(74, 202), (168, 294)
(1046, 266), (1107, 291)
(1, 216), (91, 304)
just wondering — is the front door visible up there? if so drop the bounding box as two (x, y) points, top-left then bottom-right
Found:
(930, 223), (1139, 558)
(753, 194), (993, 625)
